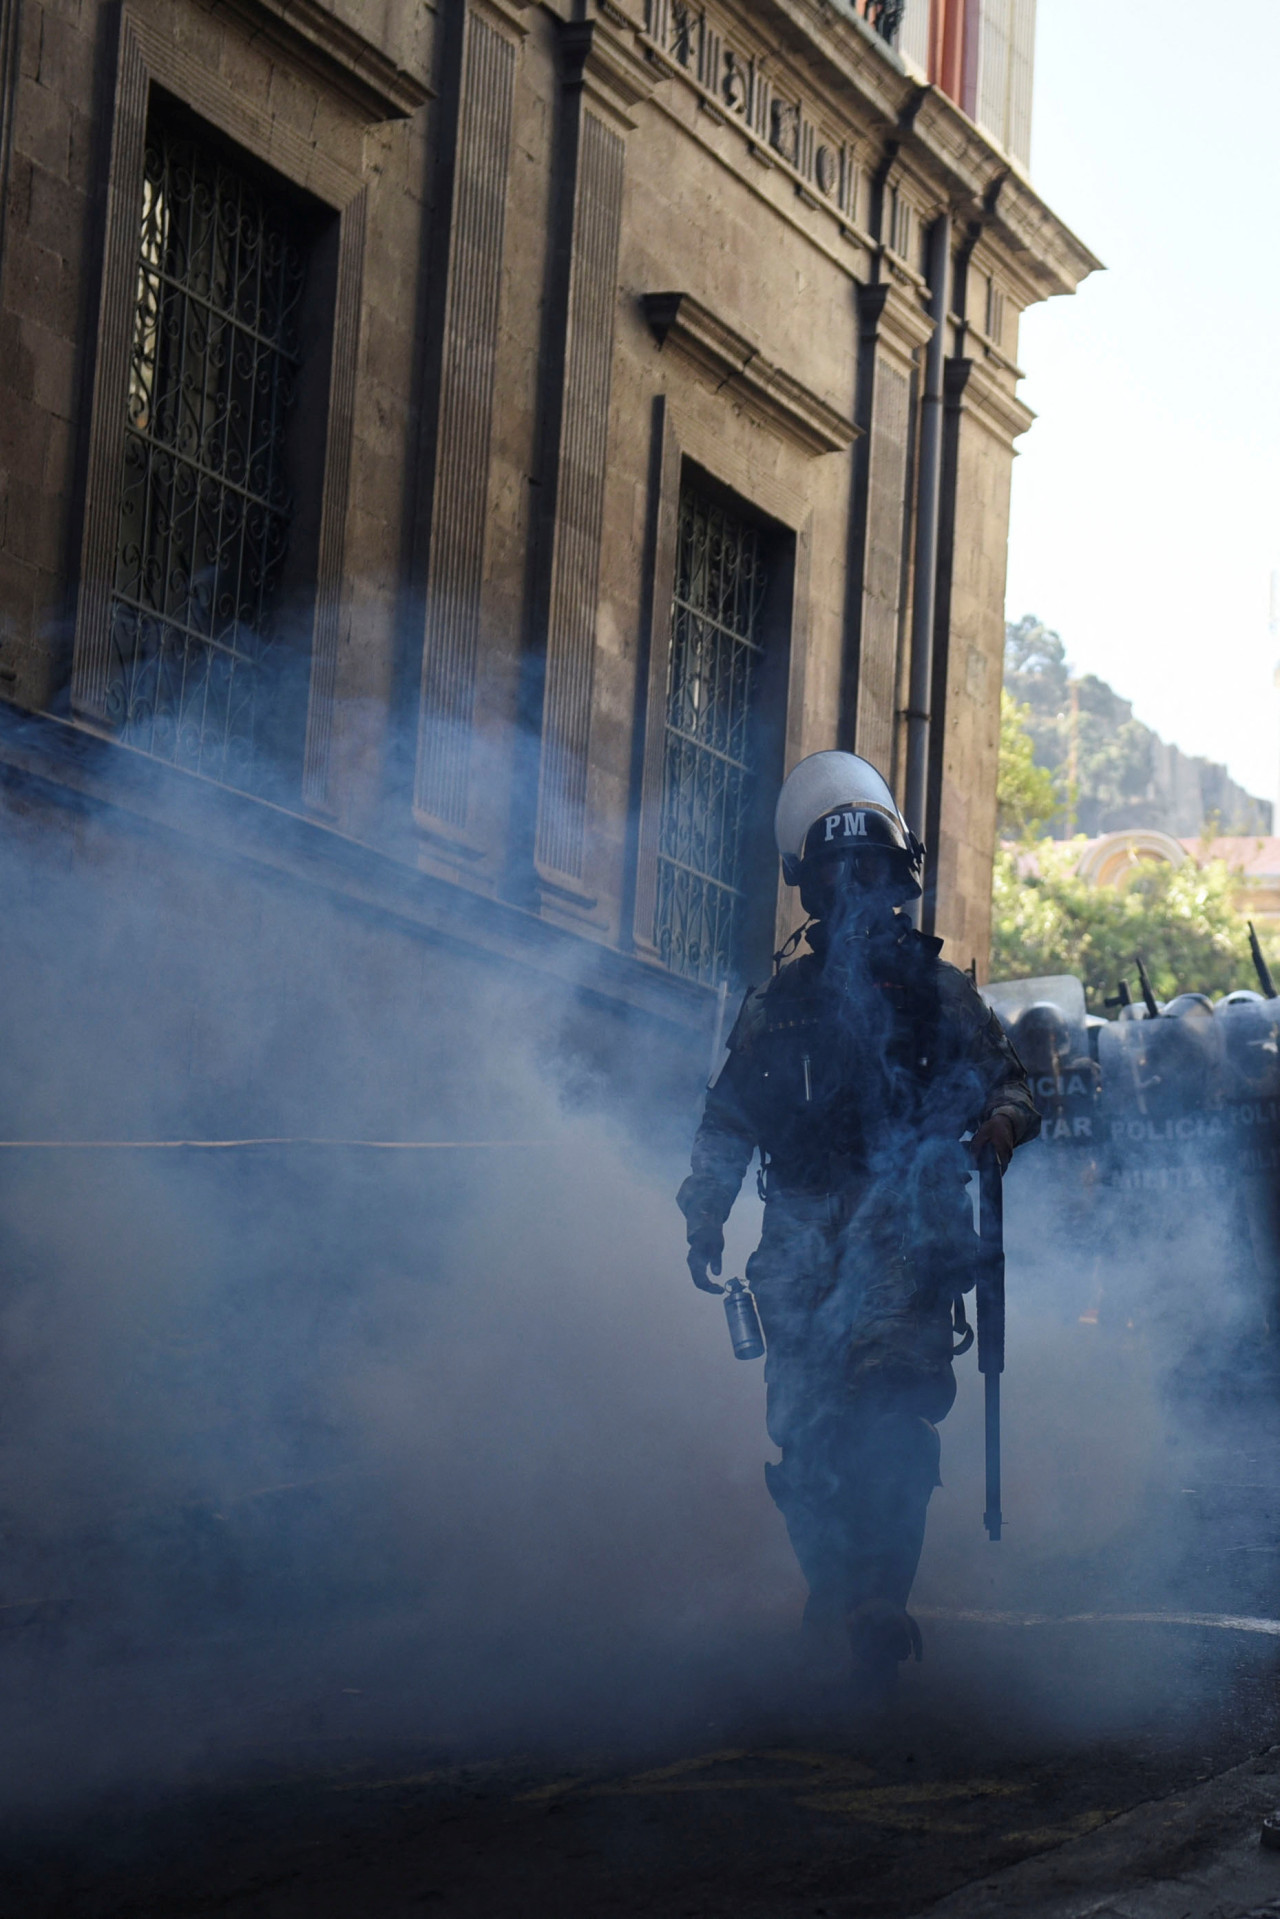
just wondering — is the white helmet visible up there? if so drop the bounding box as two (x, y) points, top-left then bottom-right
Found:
(1163, 992), (1215, 1019)
(774, 750), (923, 889)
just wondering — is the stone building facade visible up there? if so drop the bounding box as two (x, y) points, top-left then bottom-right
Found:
(0, 0), (1095, 1137)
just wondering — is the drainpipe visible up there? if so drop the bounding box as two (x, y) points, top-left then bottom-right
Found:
(904, 210), (952, 884)
(0, 0), (23, 276)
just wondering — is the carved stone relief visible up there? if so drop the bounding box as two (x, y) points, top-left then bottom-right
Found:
(769, 98), (798, 165)
(641, 0), (864, 231)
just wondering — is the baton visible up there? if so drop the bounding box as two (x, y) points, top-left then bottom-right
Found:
(976, 1148), (1005, 1542)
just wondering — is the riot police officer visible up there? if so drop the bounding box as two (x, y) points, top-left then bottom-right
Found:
(678, 752), (1039, 1696)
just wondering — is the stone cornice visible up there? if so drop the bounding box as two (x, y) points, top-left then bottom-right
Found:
(647, 0), (1100, 305)
(472, 0), (534, 37)
(946, 355), (1035, 444)
(788, 0), (1101, 299)
(642, 291), (859, 454)
(975, 166), (1102, 306)
(859, 276), (933, 357)
(562, 2), (656, 132)
(219, 0), (433, 118)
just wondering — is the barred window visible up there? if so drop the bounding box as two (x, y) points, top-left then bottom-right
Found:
(654, 483), (772, 988)
(110, 116), (309, 788)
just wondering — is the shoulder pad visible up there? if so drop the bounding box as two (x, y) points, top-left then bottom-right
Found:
(765, 952), (823, 1003)
(934, 964), (1008, 1043)
(935, 957), (984, 1005)
(724, 984), (768, 1054)
(773, 948), (819, 984)
(904, 927), (944, 959)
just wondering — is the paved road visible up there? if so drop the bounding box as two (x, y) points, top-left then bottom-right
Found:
(2, 1309), (1278, 1916)
(913, 1743), (1280, 1919)
(4, 1610), (1280, 1919)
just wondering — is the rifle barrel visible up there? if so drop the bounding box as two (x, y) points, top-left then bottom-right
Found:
(1249, 922), (1278, 999)
(976, 1150), (1005, 1543)
(984, 1374), (1002, 1542)
(1134, 953), (1160, 1021)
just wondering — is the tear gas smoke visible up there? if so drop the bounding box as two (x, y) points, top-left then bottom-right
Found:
(0, 746), (1274, 1818)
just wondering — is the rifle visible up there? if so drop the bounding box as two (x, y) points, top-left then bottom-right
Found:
(1249, 922), (1278, 999)
(1134, 953), (1161, 1022)
(976, 1149), (1005, 1542)
(1102, 977), (1154, 1114)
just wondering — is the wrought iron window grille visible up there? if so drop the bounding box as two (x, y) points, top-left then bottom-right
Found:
(655, 487), (770, 989)
(110, 120), (309, 790)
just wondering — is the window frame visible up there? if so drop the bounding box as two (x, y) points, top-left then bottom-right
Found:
(111, 104), (325, 791)
(71, 11), (367, 814)
(629, 398), (810, 991)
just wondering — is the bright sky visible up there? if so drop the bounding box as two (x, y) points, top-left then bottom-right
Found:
(1005, 0), (1280, 811)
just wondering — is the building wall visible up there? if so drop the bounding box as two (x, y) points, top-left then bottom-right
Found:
(0, 0), (1095, 1131)
(901, 0), (1036, 168)
(1046, 831), (1280, 943)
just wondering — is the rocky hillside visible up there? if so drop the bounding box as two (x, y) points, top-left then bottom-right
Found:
(1004, 615), (1272, 838)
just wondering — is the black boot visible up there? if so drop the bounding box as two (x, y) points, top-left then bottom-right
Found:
(846, 1598), (923, 1708)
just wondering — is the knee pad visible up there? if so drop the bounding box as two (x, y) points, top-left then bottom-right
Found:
(764, 1451), (835, 1523)
(866, 1410), (941, 1495)
(908, 1415), (942, 1492)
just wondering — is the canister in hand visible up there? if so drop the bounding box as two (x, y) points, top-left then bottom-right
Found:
(723, 1277), (765, 1361)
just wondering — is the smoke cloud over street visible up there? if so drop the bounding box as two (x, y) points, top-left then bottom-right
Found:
(0, 777), (1275, 1831)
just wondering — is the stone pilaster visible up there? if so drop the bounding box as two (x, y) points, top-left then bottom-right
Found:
(531, 1), (654, 900)
(927, 352), (1034, 969)
(0, 0), (22, 279)
(413, 0), (526, 839)
(845, 275), (932, 787)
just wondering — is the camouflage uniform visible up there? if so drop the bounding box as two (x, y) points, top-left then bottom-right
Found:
(679, 916), (1039, 1637)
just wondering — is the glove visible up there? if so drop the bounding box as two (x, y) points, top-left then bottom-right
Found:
(686, 1223), (725, 1295)
(971, 1111), (1016, 1174)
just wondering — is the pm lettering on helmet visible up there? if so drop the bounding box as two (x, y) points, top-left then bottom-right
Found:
(822, 810), (869, 843)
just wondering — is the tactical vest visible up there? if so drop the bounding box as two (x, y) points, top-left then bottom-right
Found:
(747, 936), (945, 1193)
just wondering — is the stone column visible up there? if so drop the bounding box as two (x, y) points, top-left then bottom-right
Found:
(529, 1), (653, 903)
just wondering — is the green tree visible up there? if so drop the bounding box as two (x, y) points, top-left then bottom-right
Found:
(997, 688), (1058, 840)
(990, 838), (1257, 1010)
(992, 661), (1263, 1006)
